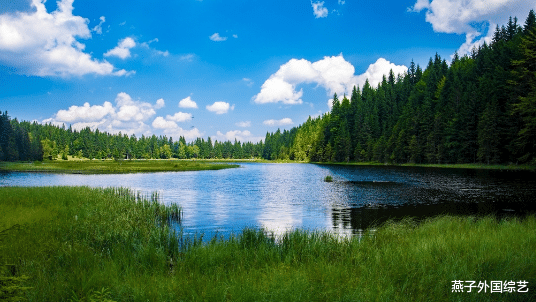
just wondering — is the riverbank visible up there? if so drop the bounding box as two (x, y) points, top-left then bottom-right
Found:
(1, 186), (534, 301)
(0, 159), (238, 174)
(311, 161), (536, 171)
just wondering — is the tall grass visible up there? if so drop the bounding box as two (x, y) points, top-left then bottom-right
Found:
(1, 186), (535, 301)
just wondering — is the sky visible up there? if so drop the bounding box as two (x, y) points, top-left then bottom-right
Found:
(1, 0), (535, 143)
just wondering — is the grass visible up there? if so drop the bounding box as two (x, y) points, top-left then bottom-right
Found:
(1, 186), (535, 301)
(0, 159), (239, 174)
(324, 175), (333, 182)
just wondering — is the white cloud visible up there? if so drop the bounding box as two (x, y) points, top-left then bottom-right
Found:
(55, 101), (115, 122)
(166, 112), (193, 123)
(0, 0), (131, 77)
(233, 34), (238, 38)
(42, 92), (174, 136)
(178, 96), (198, 109)
(410, 0), (430, 12)
(92, 16), (105, 34)
(155, 98), (165, 109)
(338, 0), (345, 4)
(263, 118), (293, 126)
(163, 127), (203, 142)
(104, 37), (136, 59)
(206, 101), (234, 114)
(236, 121), (251, 127)
(42, 93), (272, 143)
(151, 114), (201, 141)
(114, 92), (156, 122)
(253, 76), (304, 105)
(311, 1), (329, 18)
(212, 130), (263, 143)
(209, 33), (227, 41)
(152, 116), (178, 129)
(410, 0), (536, 55)
(253, 54), (407, 106)
(355, 58), (408, 88)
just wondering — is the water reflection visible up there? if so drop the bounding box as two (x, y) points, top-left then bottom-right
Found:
(1, 163), (535, 240)
(322, 164), (536, 233)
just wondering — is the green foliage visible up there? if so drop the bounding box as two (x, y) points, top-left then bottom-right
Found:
(2, 187), (534, 301)
(0, 225), (32, 301)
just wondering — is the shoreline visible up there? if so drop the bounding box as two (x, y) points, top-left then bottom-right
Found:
(0, 159), (239, 174)
(1, 159), (535, 175)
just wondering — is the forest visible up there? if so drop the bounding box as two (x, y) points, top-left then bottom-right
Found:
(1, 10), (535, 165)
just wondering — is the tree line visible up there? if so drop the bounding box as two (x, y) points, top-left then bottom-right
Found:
(0, 114), (264, 161)
(1, 10), (535, 165)
(263, 10), (536, 165)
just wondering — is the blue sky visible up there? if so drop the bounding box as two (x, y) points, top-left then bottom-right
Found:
(1, 0), (535, 143)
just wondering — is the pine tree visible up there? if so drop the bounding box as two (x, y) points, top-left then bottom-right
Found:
(511, 21), (536, 163)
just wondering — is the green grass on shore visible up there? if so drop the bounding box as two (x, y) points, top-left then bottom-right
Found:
(1, 186), (535, 301)
(0, 159), (238, 174)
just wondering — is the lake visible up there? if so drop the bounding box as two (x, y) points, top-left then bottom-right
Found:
(2, 163), (536, 239)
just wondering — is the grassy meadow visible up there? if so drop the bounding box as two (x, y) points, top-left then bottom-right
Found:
(0, 159), (238, 174)
(1, 186), (535, 301)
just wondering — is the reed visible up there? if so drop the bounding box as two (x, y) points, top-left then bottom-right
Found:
(1, 186), (535, 301)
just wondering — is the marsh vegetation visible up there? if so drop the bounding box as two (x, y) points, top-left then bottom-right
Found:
(0, 159), (238, 174)
(1, 186), (535, 301)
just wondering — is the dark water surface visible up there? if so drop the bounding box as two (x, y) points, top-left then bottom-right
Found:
(2, 163), (535, 239)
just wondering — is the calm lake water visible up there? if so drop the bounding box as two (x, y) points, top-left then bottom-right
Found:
(2, 163), (536, 239)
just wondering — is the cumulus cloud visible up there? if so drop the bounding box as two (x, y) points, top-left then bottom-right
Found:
(162, 127), (203, 142)
(253, 54), (407, 106)
(54, 102), (115, 123)
(263, 118), (293, 126)
(311, 1), (328, 18)
(0, 0), (131, 77)
(166, 112), (193, 123)
(209, 33), (227, 41)
(151, 114), (201, 141)
(206, 101), (234, 114)
(236, 121), (251, 127)
(43, 92), (164, 136)
(212, 130), (263, 143)
(104, 37), (136, 59)
(152, 116), (178, 129)
(178, 96), (198, 109)
(355, 58), (408, 88)
(115, 92), (156, 122)
(155, 98), (165, 109)
(410, 0), (536, 55)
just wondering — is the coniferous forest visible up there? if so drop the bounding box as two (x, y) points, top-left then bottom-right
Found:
(2, 11), (536, 165)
